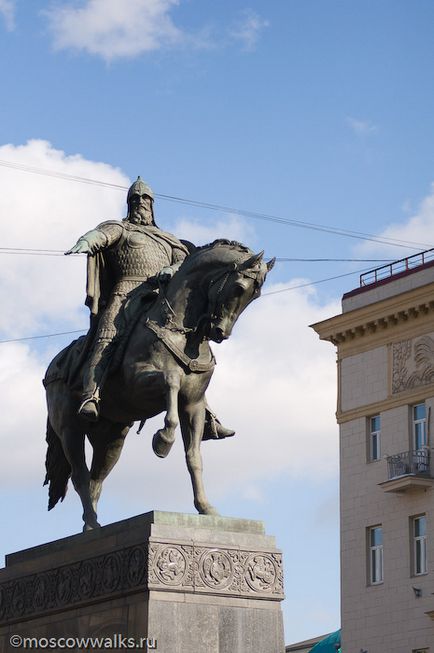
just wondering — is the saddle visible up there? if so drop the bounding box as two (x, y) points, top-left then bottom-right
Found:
(43, 285), (157, 391)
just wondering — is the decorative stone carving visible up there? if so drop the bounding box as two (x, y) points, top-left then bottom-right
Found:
(32, 575), (48, 611)
(127, 546), (146, 587)
(199, 549), (233, 590)
(102, 553), (121, 593)
(78, 560), (94, 599)
(392, 335), (434, 393)
(0, 543), (148, 625)
(0, 540), (283, 626)
(11, 580), (26, 617)
(56, 567), (73, 605)
(149, 542), (285, 598)
(245, 554), (277, 592)
(0, 586), (5, 620)
(152, 545), (189, 586)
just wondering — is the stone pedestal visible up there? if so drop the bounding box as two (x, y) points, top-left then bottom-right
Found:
(0, 511), (285, 652)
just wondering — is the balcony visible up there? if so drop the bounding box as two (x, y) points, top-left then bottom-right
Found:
(379, 448), (434, 493)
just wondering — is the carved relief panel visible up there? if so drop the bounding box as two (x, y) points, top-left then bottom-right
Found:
(148, 540), (284, 600)
(392, 334), (434, 394)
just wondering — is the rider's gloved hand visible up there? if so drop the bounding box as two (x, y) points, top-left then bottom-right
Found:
(65, 238), (91, 255)
(158, 267), (175, 283)
(65, 229), (109, 256)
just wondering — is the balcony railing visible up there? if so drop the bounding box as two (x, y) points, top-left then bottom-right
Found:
(386, 448), (431, 480)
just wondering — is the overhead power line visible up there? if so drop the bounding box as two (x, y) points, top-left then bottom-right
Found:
(262, 266), (373, 296)
(0, 247), (394, 263)
(0, 158), (431, 251)
(0, 329), (85, 344)
(274, 257), (394, 263)
(0, 265), (373, 345)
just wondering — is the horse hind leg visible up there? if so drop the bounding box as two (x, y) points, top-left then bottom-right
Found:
(180, 400), (219, 516)
(88, 422), (130, 514)
(152, 371), (181, 458)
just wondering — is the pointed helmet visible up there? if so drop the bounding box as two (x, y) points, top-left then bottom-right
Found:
(127, 176), (154, 203)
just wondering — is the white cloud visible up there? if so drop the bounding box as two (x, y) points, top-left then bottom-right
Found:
(0, 285), (339, 506)
(172, 214), (256, 247)
(44, 1), (269, 60)
(201, 282), (339, 492)
(45, 0), (184, 60)
(97, 280), (339, 510)
(229, 9), (269, 51)
(0, 0), (15, 31)
(0, 140), (339, 526)
(357, 182), (434, 258)
(0, 139), (129, 337)
(346, 116), (378, 136)
(0, 343), (47, 484)
(0, 279), (339, 516)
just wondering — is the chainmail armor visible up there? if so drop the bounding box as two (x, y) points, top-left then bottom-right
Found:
(105, 232), (172, 282)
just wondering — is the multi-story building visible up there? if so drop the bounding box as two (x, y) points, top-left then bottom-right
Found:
(312, 250), (434, 653)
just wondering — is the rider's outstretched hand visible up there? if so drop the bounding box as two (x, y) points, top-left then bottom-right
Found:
(65, 239), (91, 255)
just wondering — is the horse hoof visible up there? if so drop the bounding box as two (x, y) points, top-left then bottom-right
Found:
(199, 505), (219, 516)
(152, 430), (174, 459)
(83, 521), (101, 532)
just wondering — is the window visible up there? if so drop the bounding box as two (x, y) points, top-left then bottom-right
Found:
(412, 515), (427, 575)
(368, 415), (381, 461)
(412, 403), (427, 450)
(368, 526), (383, 584)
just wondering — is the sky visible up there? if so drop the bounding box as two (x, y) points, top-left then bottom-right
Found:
(2, 0), (434, 645)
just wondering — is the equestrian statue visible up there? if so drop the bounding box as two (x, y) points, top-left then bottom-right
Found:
(43, 177), (274, 530)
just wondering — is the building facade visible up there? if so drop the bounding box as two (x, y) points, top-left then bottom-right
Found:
(313, 252), (434, 653)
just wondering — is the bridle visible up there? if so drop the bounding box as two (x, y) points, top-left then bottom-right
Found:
(154, 257), (264, 338)
(143, 256), (264, 376)
(207, 260), (264, 323)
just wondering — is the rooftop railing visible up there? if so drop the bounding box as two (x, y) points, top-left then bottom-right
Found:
(360, 248), (434, 288)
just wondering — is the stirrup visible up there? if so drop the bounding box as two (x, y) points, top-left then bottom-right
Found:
(78, 397), (99, 422)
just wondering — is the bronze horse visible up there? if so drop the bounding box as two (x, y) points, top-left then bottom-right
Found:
(44, 240), (274, 531)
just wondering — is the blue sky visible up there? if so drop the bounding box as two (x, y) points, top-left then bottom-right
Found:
(2, 0), (434, 645)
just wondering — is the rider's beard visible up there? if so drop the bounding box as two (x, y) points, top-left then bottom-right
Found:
(129, 207), (153, 225)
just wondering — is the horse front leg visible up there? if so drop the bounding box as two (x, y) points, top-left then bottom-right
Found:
(152, 370), (182, 458)
(180, 399), (219, 516)
(61, 426), (100, 531)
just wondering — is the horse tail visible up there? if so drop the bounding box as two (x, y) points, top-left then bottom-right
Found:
(43, 418), (71, 510)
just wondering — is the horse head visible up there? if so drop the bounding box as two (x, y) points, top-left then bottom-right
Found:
(205, 247), (275, 343)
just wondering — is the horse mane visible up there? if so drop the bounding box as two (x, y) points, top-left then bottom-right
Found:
(175, 240), (253, 279)
(180, 239), (253, 268)
(195, 239), (252, 254)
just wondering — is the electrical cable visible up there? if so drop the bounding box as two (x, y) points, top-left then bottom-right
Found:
(0, 330), (85, 344)
(0, 158), (431, 250)
(0, 266), (373, 344)
(262, 266), (373, 296)
(0, 247), (394, 263)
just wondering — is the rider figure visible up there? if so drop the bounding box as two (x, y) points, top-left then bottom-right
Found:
(66, 177), (234, 440)
(66, 177), (189, 421)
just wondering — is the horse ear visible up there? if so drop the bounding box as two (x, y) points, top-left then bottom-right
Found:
(267, 257), (276, 271)
(239, 251), (264, 270)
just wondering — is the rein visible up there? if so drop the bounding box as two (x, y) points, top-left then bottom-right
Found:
(144, 318), (216, 373)
(143, 254), (262, 373)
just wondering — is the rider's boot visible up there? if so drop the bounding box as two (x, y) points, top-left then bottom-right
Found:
(78, 339), (111, 422)
(203, 408), (235, 441)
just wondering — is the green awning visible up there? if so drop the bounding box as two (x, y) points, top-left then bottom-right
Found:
(309, 630), (341, 652)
